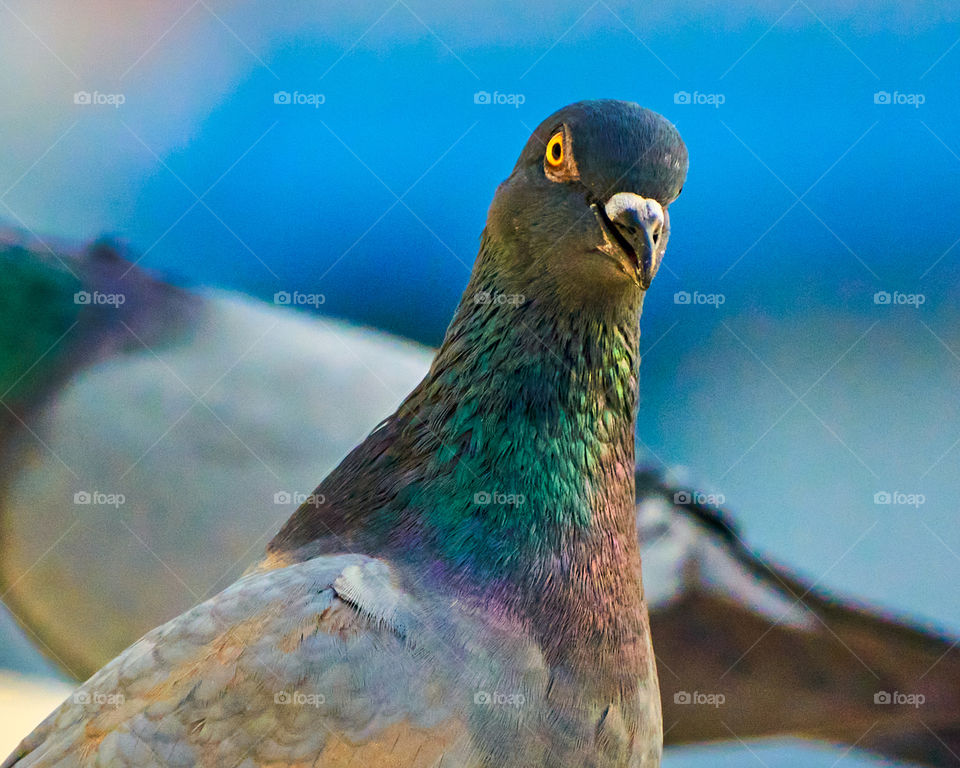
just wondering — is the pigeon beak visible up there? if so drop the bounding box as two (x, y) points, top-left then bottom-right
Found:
(600, 193), (665, 290)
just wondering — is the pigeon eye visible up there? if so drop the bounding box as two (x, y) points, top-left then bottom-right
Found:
(545, 132), (564, 166)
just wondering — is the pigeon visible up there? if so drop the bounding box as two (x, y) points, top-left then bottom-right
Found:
(3, 99), (688, 767)
(2, 235), (960, 765)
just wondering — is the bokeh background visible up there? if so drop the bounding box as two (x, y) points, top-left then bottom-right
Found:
(2, 1), (959, 765)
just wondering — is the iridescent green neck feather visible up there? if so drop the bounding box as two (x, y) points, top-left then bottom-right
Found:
(272, 235), (644, 590)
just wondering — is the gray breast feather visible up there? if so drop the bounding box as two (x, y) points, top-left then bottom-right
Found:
(3, 554), (456, 768)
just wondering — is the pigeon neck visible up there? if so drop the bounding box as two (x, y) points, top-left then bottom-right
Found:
(388, 247), (648, 665)
(267, 242), (649, 664)
(408, 274), (643, 570)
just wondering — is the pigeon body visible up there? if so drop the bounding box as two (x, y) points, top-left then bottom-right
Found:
(3, 100), (687, 767)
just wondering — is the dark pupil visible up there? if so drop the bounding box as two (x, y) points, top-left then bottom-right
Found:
(551, 142), (561, 160)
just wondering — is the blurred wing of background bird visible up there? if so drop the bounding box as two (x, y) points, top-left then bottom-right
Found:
(0, 232), (433, 680)
(1, 237), (958, 765)
(635, 470), (960, 767)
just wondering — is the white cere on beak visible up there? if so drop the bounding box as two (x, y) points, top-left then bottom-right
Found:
(603, 193), (664, 241)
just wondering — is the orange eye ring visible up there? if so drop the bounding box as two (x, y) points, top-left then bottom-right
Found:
(545, 132), (564, 166)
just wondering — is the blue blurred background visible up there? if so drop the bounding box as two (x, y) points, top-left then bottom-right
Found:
(2, 1), (959, 764)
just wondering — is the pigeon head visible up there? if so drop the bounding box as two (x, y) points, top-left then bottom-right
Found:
(483, 99), (687, 305)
